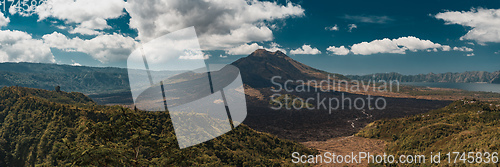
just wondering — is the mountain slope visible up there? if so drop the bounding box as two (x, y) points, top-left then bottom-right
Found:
(0, 62), (130, 94)
(232, 49), (348, 88)
(0, 86), (316, 166)
(348, 71), (500, 84)
(357, 99), (500, 165)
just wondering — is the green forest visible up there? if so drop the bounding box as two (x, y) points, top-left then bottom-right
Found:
(0, 86), (316, 166)
(357, 99), (500, 166)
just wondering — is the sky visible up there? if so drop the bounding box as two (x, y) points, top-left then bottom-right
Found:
(0, 0), (499, 75)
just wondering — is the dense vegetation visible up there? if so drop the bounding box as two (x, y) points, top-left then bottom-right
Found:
(348, 71), (500, 84)
(0, 86), (316, 166)
(357, 99), (500, 165)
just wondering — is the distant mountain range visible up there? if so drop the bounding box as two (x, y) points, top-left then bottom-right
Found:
(0, 49), (349, 95)
(0, 49), (497, 98)
(348, 71), (500, 84)
(0, 62), (182, 95)
(0, 62), (130, 94)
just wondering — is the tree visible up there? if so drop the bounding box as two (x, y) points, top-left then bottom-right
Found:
(55, 86), (61, 92)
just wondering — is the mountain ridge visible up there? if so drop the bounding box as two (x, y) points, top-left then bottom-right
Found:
(348, 71), (500, 84)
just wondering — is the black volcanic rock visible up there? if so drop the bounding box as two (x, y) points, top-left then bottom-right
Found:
(231, 49), (347, 88)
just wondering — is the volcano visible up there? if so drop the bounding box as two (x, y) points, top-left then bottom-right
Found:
(231, 49), (347, 88)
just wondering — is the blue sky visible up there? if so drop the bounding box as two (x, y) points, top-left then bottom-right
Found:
(0, 0), (499, 75)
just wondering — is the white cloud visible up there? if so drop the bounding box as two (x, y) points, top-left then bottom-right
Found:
(56, 25), (67, 30)
(452, 46), (473, 52)
(0, 30), (54, 63)
(343, 15), (394, 24)
(266, 42), (287, 54)
(435, 8), (500, 43)
(70, 60), (82, 66)
(68, 18), (112, 35)
(219, 55), (228, 58)
(225, 42), (286, 55)
(35, 0), (125, 35)
(125, 0), (304, 50)
(202, 24), (274, 49)
(325, 25), (339, 31)
(290, 44), (321, 55)
(326, 46), (350, 55)
(350, 38), (406, 55)
(349, 36), (451, 55)
(213, 99), (224, 104)
(178, 50), (209, 60)
(467, 53), (475, 57)
(495, 51), (500, 54)
(0, 11), (9, 27)
(226, 43), (263, 55)
(69, 27), (102, 35)
(42, 32), (137, 63)
(393, 36), (444, 51)
(442, 45), (451, 51)
(348, 24), (357, 32)
(346, 37), (475, 55)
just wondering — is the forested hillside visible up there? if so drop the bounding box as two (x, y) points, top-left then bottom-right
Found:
(357, 99), (500, 165)
(0, 86), (316, 166)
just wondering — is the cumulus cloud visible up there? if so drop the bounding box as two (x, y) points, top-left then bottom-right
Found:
(68, 18), (112, 35)
(35, 0), (125, 35)
(348, 24), (357, 32)
(452, 46), (474, 52)
(265, 42), (287, 54)
(466, 53), (475, 57)
(0, 30), (55, 63)
(393, 36), (444, 52)
(70, 60), (82, 66)
(226, 42), (286, 55)
(334, 36), (456, 55)
(325, 25), (339, 31)
(442, 45), (451, 51)
(350, 38), (405, 55)
(326, 46), (350, 55)
(290, 44), (321, 55)
(178, 50), (209, 60)
(125, 0), (304, 50)
(42, 32), (137, 63)
(343, 15), (394, 24)
(226, 43), (263, 55)
(435, 8), (500, 43)
(0, 11), (9, 27)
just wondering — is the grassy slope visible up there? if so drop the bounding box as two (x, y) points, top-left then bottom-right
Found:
(357, 99), (500, 165)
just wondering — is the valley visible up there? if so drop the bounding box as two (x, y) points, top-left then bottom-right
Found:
(0, 49), (498, 166)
